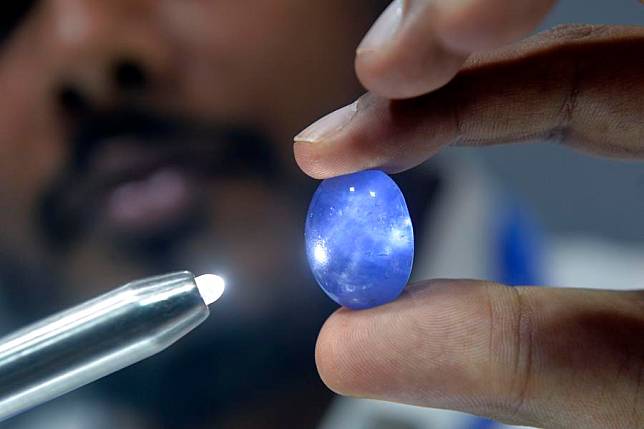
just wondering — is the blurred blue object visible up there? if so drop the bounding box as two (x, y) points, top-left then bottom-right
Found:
(496, 202), (544, 286)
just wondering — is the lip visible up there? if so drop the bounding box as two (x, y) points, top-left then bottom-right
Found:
(104, 167), (195, 233)
(39, 108), (278, 245)
(91, 139), (200, 234)
(57, 135), (224, 238)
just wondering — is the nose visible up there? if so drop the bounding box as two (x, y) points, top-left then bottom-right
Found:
(45, 0), (171, 113)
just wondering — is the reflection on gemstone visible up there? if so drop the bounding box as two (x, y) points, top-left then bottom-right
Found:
(305, 170), (414, 309)
(313, 242), (329, 265)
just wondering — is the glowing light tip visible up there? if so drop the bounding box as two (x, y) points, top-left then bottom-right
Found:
(195, 274), (225, 305)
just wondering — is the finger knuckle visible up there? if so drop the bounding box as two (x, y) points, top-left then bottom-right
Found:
(507, 287), (536, 419)
(485, 285), (536, 420)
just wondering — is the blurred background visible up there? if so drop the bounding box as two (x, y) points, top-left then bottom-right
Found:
(0, 0), (641, 428)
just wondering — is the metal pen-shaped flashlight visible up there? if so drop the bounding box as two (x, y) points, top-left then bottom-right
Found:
(0, 271), (225, 422)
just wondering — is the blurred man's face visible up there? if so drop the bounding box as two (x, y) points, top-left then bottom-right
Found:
(0, 1), (373, 312)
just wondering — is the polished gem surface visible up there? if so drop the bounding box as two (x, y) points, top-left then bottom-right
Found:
(305, 170), (414, 309)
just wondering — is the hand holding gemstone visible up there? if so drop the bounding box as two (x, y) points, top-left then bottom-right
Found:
(305, 170), (413, 309)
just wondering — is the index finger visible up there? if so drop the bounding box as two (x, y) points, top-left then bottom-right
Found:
(294, 25), (644, 179)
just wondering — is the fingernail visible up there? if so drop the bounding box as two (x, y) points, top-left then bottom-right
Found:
(357, 0), (405, 54)
(294, 100), (358, 143)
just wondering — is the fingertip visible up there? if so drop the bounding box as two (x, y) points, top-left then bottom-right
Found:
(293, 137), (372, 179)
(315, 308), (369, 397)
(293, 141), (329, 180)
(293, 97), (388, 179)
(294, 91), (453, 179)
(354, 1), (466, 99)
(315, 283), (458, 401)
(314, 280), (513, 407)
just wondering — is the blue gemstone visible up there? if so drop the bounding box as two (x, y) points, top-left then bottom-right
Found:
(305, 170), (414, 309)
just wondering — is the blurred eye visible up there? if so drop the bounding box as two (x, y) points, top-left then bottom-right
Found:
(0, 1), (37, 43)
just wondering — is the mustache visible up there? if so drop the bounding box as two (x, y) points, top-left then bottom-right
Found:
(69, 107), (277, 176)
(37, 106), (279, 248)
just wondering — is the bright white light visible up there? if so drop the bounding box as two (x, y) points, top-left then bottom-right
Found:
(349, 186), (355, 192)
(369, 191), (376, 197)
(313, 242), (328, 265)
(195, 274), (225, 305)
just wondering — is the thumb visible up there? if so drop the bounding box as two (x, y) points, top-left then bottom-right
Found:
(355, 0), (556, 99)
(316, 280), (644, 428)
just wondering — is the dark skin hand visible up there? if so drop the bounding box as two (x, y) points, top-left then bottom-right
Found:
(294, 0), (644, 427)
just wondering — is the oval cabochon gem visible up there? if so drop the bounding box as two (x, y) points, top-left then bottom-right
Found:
(305, 170), (414, 309)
